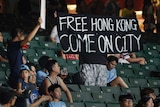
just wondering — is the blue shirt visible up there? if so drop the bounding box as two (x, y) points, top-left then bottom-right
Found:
(106, 68), (117, 83)
(36, 70), (49, 87)
(48, 101), (66, 107)
(29, 89), (40, 104)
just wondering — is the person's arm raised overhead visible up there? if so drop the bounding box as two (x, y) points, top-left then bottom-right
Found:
(21, 17), (42, 46)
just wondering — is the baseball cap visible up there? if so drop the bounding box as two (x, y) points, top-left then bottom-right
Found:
(20, 64), (30, 71)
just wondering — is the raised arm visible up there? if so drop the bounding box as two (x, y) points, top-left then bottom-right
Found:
(21, 17), (42, 46)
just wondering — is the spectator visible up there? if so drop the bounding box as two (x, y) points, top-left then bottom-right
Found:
(119, 93), (134, 107)
(27, 63), (52, 107)
(48, 84), (66, 107)
(115, 53), (146, 65)
(40, 59), (73, 103)
(136, 95), (154, 107)
(7, 17), (42, 89)
(120, 0), (136, 18)
(0, 86), (17, 107)
(16, 64), (31, 107)
(36, 55), (50, 87)
(103, 0), (120, 17)
(140, 87), (156, 100)
(142, 0), (156, 33)
(0, 31), (8, 62)
(106, 56), (128, 88)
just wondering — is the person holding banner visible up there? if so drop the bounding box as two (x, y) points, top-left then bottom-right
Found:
(7, 17), (42, 89)
(79, 52), (107, 86)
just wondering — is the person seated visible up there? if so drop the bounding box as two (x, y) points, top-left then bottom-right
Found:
(0, 86), (17, 107)
(106, 56), (128, 88)
(119, 93), (134, 107)
(0, 31), (8, 62)
(135, 95), (154, 107)
(114, 53), (146, 65)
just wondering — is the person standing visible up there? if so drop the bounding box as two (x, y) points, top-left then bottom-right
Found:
(7, 17), (42, 89)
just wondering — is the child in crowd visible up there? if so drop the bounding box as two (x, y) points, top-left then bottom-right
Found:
(40, 59), (73, 103)
(37, 55), (51, 87)
(119, 93), (134, 107)
(16, 64), (31, 107)
(106, 56), (128, 88)
(48, 84), (66, 107)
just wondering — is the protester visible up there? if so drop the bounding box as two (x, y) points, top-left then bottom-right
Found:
(7, 17), (42, 89)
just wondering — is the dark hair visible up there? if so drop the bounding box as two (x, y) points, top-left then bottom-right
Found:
(141, 95), (153, 104)
(48, 84), (61, 93)
(107, 56), (118, 63)
(11, 26), (24, 39)
(26, 62), (36, 70)
(125, 0), (134, 9)
(119, 93), (133, 102)
(140, 87), (154, 98)
(0, 86), (16, 104)
(38, 55), (50, 69)
(45, 59), (58, 73)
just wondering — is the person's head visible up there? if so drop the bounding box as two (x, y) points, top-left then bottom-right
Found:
(38, 55), (50, 70)
(119, 93), (133, 107)
(45, 59), (60, 75)
(0, 31), (3, 42)
(48, 84), (62, 100)
(20, 64), (30, 80)
(141, 88), (156, 100)
(125, 0), (134, 9)
(140, 95), (154, 107)
(26, 62), (36, 74)
(106, 56), (118, 70)
(0, 86), (17, 106)
(11, 26), (25, 40)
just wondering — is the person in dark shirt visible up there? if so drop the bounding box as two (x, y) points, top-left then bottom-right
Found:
(7, 17), (42, 89)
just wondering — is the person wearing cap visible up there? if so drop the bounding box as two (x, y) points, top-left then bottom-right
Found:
(16, 64), (31, 107)
(0, 86), (17, 107)
(119, 93), (134, 107)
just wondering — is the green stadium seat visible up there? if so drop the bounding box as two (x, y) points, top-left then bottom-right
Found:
(66, 84), (81, 92)
(101, 86), (121, 95)
(135, 51), (145, 57)
(71, 92), (93, 102)
(33, 35), (47, 41)
(144, 50), (160, 58)
(22, 48), (37, 57)
(134, 69), (151, 78)
(141, 64), (158, 71)
(66, 66), (79, 74)
(117, 69), (135, 77)
(85, 102), (106, 107)
(65, 102), (85, 107)
(27, 56), (40, 64)
(106, 103), (120, 107)
(92, 92), (116, 103)
(36, 49), (56, 58)
(115, 63), (124, 71)
(27, 41), (40, 48)
(146, 58), (160, 66)
(2, 32), (11, 42)
(39, 41), (59, 51)
(66, 59), (79, 67)
(121, 77), (131, 87)
(129, 78), (149, 87)
(0, 62), (9, 71)
(147, 78), (160, 87)
(55, 57), (67, 67)
(79, 85), (102, 93)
